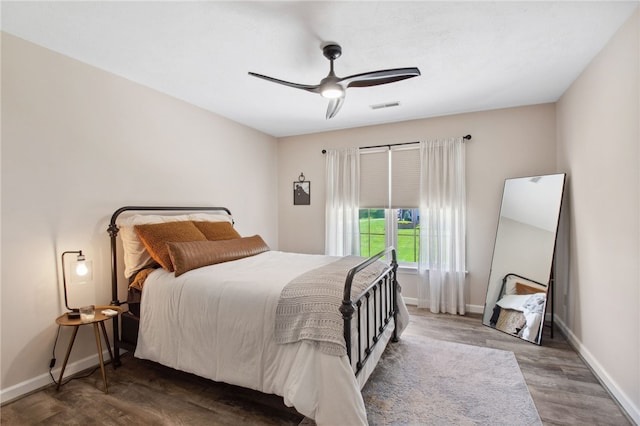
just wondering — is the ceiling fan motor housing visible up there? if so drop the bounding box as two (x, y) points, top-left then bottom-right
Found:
(323, 44), (342, 61)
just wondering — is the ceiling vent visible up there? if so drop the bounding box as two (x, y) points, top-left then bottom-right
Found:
(370, 101), (400, 110)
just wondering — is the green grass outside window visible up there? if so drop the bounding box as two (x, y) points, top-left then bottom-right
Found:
(360, 218), (420, 263)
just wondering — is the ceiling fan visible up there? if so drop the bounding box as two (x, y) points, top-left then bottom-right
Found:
(248, 43), (421, 119)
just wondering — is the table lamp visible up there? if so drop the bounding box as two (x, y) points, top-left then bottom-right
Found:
(61, 250), (92, 319)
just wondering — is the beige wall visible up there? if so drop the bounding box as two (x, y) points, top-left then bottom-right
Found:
(0, 33), (279, 401)
(277, 104), (557, 309)
(556, 9), (639, 422)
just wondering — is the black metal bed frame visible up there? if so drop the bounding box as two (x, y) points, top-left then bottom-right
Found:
(342, 247), (399, 374)
(108, 206), (399, 376)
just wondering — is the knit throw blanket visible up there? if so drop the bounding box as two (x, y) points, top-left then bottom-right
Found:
(275, 256), (388, 356)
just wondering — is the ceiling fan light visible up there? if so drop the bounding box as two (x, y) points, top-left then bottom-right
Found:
(320, 84), (344, 99)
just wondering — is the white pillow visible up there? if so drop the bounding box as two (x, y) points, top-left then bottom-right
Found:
(496, 294), (532, 312)
(186, 213), (234, 223)
(118, 213), (233, 278)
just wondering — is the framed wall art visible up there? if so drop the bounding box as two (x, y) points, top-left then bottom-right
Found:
(293, 173), (310, 205)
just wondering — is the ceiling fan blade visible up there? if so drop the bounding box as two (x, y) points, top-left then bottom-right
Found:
(326, 96), (345, 119)
(340, 67), (421, 88)
(248, 72), (320, 93)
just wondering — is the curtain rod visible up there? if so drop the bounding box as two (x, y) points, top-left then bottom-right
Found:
(321, 134), (472, 154)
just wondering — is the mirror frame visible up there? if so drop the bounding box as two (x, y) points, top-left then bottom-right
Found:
(482, 173), (566, 345)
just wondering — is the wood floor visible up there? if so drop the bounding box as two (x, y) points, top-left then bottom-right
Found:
(1, 306), (632, 425)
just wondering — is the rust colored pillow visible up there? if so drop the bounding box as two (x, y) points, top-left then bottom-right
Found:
(167, 235), (270, 276)
(134, 221), (207, 271)
(192, 221), (241, 241)
(129, 267), (158, 292)
(515, 282), (545, 295)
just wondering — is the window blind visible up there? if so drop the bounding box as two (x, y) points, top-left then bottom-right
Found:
(359, 148), (389, 208)
(359, 145), (421, 208)
(391, 146), (420, 208)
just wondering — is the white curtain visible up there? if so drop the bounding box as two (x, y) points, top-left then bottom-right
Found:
(418, 137), (466, 314)
(325, 147), (361, 256)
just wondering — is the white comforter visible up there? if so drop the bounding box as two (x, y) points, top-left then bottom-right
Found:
(135, 250), (408, 425)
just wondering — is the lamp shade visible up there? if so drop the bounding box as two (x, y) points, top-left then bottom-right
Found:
(61, 250), (91, 319)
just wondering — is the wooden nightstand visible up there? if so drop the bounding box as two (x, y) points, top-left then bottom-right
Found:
(55, 305), (122, 394)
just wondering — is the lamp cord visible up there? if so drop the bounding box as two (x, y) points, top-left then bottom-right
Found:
(48, 325), (61, 385)
(49, 325), (100, 387)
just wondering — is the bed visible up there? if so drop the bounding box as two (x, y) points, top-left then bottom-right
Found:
(489, 273), (548, 343)
(107, 206), (409, 425)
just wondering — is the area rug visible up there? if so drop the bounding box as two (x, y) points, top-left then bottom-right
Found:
(302, 334), (541, 425)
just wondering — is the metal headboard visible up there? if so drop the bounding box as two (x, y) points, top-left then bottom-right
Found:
(107, 205), (233, 362)
(499, 272), (547, 297)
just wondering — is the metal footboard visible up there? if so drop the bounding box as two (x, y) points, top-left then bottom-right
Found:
(341, 247), (399, 376)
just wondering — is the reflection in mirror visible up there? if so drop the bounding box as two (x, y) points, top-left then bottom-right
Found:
(482, 173), (566, 344)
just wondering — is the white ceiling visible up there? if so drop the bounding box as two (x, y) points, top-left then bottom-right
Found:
(1, 1), (637, 137)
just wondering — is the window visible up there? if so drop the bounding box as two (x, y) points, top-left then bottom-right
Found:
(359, 208), (420, 264)
(396, 208), (420, 263)
(359, 146), (422, 266)
(359, 208), (385, 257)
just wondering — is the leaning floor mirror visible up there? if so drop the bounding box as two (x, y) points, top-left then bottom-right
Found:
(482, 173), (566, 344)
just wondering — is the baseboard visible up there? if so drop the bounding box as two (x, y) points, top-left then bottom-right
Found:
(402, 298), (484, 315)
(466, 303), (484, 314)
(0, 349), (116, 405)
(403, 297), (418, 306)
(554, 317), (640, 424)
